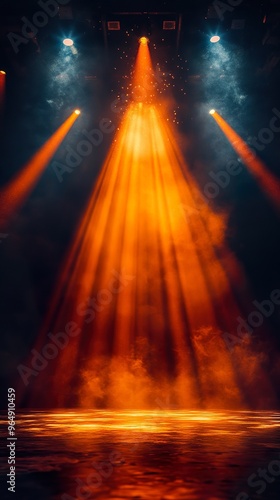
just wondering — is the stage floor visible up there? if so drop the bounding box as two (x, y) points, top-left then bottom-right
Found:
(1, 410), (280, 499)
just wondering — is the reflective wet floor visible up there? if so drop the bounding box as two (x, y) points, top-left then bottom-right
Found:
(1, 410), (280, 499)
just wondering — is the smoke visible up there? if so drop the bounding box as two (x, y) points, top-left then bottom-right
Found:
(203, 43), (247, 113)
(76, 328), (280, 411)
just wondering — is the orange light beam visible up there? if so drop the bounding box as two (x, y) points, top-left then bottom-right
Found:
(20, 111), (134, 406)
(211, 111), (280, 210)
(0, 111), (79, 223)
(26, 101), (244, 408)
(20, 42), (278, 410)
(132, 40), (154, 103)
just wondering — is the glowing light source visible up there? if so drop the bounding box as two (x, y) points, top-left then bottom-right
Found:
(63, 38), (74, 47)
(209, 109), (216, 115)
(0, 70), (6, 117)
(139, 36), (149, 45)
(210, 36), (220, 43)
(74, 109), (81, 115)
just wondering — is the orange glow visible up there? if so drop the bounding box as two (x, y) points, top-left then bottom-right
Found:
(0, 111), (79, 224)
(132, 39), (154, 103)
(211, 111), (280, 210)
(21, 42), (278, 410)
(0, 70), (6, 75)
(74, 109), (81, 115)
(19, 410), (280, 437)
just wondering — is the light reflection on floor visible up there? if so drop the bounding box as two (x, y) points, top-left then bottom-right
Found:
(1, 410), (280, 499)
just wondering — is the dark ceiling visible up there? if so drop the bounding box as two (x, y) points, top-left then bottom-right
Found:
(1, 0), (280, 75)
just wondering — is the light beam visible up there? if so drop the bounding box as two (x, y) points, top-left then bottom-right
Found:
(139, 36), (149, 45)
(19, 43), (278, 411)
(0, 110), (79, 224)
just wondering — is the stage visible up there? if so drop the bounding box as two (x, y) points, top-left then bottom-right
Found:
(2, 410), (280, 499)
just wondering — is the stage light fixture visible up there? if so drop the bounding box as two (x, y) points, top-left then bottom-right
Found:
(139, 37), (149, 45)
(163, 21), (176, 30)
(63, 38), (74, 47)
(108, 21), (121, 31)
(210, 36), (220, 43)
(0, 70), (6, 75)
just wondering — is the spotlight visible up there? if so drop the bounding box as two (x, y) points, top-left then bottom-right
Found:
(63, 38), (74, 47)
(139, 37), (149, 45)
(108, 21), (121, 31)
(74, 109), (81, 115)
(210, 36), (220, 43)
(209, 109), (216, 115)
(0, 70), (6, 75)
